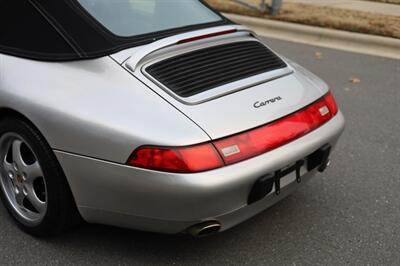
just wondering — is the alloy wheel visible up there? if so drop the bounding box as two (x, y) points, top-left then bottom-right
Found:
(0, 133), (47, 225)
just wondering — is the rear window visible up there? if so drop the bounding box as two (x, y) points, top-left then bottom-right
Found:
(77, 0), (222, 37)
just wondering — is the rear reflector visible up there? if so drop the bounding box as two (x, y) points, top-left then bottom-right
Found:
(127, 92), (339, 173)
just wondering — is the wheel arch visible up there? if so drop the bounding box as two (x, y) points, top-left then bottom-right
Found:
(0, 107), (81, 218)
(0, 108), (54, 151)
(0, 108), (54, 148)
(0, 107), (31, 122)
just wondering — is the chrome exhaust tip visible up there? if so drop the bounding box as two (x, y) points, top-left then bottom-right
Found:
(187, 221), (221, 237)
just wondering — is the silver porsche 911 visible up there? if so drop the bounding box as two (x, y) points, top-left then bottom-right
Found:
(0, 0), (345, 237)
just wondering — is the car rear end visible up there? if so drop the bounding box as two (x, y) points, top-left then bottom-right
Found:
(57, 27), (345, 236)
(57, 104), (344, 236)
(0, 0), (345, 237)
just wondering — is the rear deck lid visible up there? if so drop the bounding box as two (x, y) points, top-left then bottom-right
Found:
(145, 41), (288, 98)
(123, 28), (328, 139)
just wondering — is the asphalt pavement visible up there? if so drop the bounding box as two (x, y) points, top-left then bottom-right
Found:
(0, 38), (399, 265)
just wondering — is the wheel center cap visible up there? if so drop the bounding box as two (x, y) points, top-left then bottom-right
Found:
(15, 174), (24, 184)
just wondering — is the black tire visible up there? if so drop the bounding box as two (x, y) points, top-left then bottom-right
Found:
(0, 116), (81, 236)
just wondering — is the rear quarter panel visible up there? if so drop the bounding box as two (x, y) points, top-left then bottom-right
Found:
(0, 54), (210, 162)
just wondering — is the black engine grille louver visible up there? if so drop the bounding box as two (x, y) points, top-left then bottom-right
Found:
(146, 41), (287, 98)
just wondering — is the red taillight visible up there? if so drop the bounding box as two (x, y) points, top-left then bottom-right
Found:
(213, 95), (334, 165)
(324, 91), (339, 115)
(127, 92), (339, 172)
(127, 143), (224, 173)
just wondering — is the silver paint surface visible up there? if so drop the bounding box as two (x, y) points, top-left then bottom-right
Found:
(0, 25), (345, 233)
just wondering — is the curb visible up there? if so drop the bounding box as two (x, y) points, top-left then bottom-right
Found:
(224, 13), (400, 60)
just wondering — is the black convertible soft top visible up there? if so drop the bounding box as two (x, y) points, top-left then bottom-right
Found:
(0, 0), (231, 61)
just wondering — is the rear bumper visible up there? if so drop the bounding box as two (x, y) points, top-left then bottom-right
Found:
(55, 112), (345, 234)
